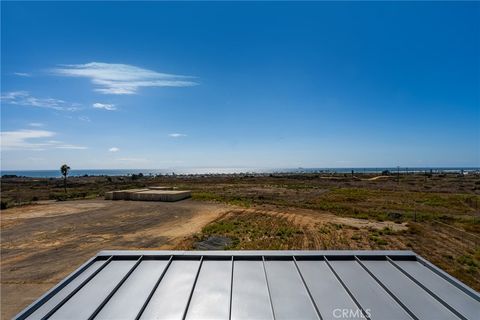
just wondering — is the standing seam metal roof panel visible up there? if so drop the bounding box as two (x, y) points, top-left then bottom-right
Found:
(185, 259), (232, 320)
(295, 260), (363, 320)
(328, 259), (412, 320)
(361, 260), (460, 320)
(264, 259), (319, 319)
(139, 259), (200, 320)
(95, 259), (169, 320)
(14, 250), (480, 320)
(230, 259), (274, 320)
(48, 260), (137, 320)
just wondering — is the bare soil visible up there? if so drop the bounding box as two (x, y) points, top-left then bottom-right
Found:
(1, 173), (479, 319)
(0, 199), (229, 320)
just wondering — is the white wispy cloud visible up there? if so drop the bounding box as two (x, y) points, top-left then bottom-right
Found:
(51, 62), (198, 95)
(1, 130), (54, 150)
(168, 133), (187, 138)
(109, 147), (120, 152)
(0, 91), (80, 111)
(14, 72), (31, 77)
(55, 144), (88, 150)
(78, 116), (91, 122)
(93, 102), (117, 111)
(28, 122), (45, 127)
(0, 129), (87, 151)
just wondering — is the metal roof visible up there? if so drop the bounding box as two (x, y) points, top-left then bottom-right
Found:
(15, 250), (480, 320)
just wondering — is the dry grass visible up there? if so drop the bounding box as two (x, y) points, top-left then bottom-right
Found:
(176, 207), (480, 291)
(3, 172), (480, 291)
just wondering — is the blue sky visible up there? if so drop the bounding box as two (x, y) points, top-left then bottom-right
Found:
(1, 2), (479, 170)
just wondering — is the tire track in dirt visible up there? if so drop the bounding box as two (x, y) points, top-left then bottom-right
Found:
(243, 205), (407, 231)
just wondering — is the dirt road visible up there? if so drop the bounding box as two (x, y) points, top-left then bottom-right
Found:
(1, 199), (230, 319)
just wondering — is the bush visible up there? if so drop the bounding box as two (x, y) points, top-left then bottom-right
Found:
(49, 193), (67, 201)
(405, 222), (423, 234)
(1, 201), (9, 210)
(131, 173), (144, 181)
(370, 235), (388, 245)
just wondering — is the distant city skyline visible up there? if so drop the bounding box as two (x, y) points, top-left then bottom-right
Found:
(1, 2), (479, 170)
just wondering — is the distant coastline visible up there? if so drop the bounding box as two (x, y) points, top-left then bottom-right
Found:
(1, 167), (479, 178)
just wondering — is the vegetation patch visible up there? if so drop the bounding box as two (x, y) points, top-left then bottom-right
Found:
(190, 211), (305, 250)
(192, 192), (252, 207)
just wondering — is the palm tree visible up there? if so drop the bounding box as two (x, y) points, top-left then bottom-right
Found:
(60, 164), (70, 193)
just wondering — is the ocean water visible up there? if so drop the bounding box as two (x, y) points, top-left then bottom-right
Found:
(1, 167), (478, 178)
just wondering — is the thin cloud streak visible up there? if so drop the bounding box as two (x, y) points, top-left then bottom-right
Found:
(55, 144), (88, 150)
(14, 72), (31, 77)
(0, 91), (80, 111)
(52, 62), (198, 95)
(0, 129), (87, 151)
(109, 147), (120, 152)
(168, 133), (187, 138)
(93, 102), (117, 111)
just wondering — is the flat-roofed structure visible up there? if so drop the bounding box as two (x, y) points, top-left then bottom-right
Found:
(148, 186), (175, 190)
(105, 188), (190, 202)
(14, 250), (480, 320)
(104, 189), (149, 200)
(128, 190), (191, 202)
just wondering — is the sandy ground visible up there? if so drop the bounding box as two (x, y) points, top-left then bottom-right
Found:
(0, 199), (230, 320)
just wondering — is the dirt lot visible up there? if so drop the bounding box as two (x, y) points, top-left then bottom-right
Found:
(1, 199), (230, 319)
(1, 173), (479, 319)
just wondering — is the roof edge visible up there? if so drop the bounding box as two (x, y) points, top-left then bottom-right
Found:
(96, 249), (418, 256)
